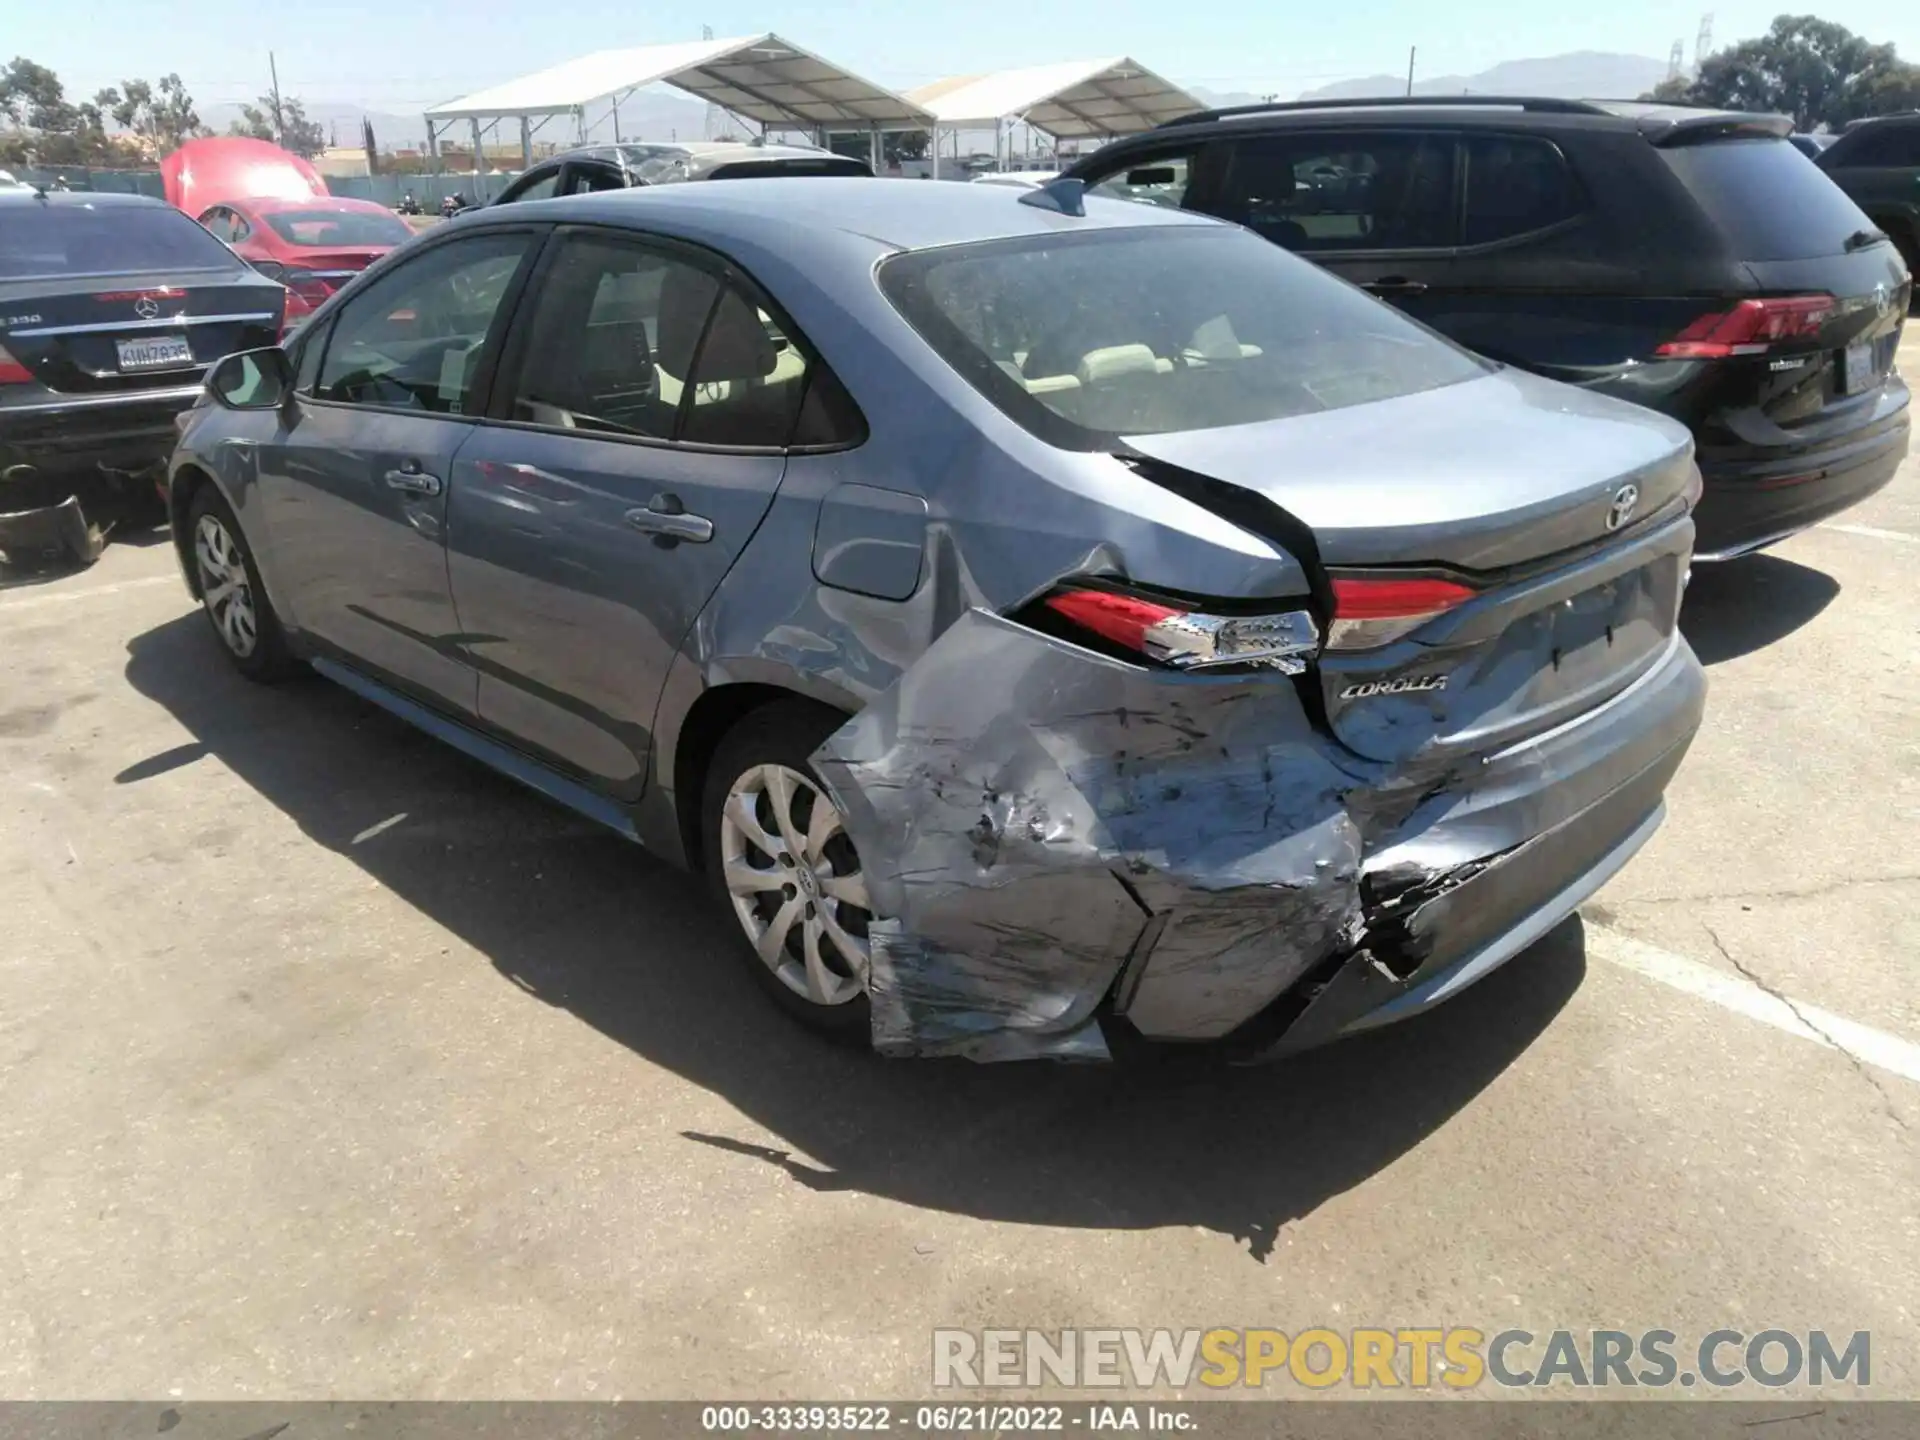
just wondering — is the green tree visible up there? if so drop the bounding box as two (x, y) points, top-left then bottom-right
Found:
(1656, 15), (1920, 130)
(0, 56), (76, 132)
(228, 93), (327, 158)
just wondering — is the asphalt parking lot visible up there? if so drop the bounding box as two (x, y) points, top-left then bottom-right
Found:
(2, 329), (1917, 1403)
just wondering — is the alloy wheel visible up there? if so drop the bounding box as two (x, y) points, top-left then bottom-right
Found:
(719, 763), (872, 1007)
(194, 513), (259, 659)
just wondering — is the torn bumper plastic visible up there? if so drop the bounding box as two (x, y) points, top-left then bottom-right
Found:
(811, 610), (1706, 1063)
(0, 491), (104, 568)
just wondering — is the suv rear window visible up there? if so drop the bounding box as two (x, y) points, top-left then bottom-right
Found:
(1660, 138), (1874, 261)
(0, 201), (239, 280)
(879, 224), (1486, 449)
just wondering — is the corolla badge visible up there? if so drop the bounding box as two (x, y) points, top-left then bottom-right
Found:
(1606, 483), (1640, 531)
(1340, 674), (1450, 700)
(133, 296), (161, 320)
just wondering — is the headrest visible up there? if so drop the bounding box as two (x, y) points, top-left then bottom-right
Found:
(691, 287), (778, 382)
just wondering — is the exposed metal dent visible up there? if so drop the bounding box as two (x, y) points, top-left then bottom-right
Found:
(810, 609), (1386, 1059)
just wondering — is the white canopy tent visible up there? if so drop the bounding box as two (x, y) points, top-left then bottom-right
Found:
(424, 33), (935, 174)
(906, 58), (1205, 176)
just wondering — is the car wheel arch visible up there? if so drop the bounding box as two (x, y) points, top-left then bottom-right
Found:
(666, 678), (859, 874)
(167, 462), (217, 597)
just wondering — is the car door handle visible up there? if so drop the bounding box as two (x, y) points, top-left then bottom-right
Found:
(1365, 277), (1429, 294)
(384, 467), (443, 497)
(625, 495), (713, 544)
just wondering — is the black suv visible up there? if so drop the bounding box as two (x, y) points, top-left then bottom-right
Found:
(1, 190), (286, 566)
(1815, 112), (1920, 277)
(1066, 98), (1911, 560)
(491, 140), (871, 206)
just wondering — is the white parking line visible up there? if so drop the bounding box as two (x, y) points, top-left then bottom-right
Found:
(1588, 925), (1920, 1087)
(1820, 522), (1917, 545)
(0, 574), (178, 613)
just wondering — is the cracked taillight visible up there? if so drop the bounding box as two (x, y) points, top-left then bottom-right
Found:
(1040, 586), (1319, 673)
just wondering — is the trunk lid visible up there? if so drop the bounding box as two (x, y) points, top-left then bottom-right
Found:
(0, 272), (284, 394)
(1125, 368), (1699, 763)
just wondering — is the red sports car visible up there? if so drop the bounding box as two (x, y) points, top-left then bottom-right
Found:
(194, 196), (412, 327)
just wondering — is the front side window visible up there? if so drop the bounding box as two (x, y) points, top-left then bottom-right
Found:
(314, 231), (532, 414)
(1087, 153), (1194, 210)
(1206, 133), (1457, 251)
(1462, 135), (1586, 245)
(879, 224), (1486, 449)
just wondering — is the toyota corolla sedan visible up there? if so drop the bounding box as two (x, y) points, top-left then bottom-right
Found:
(167, 177), (1707, 1062)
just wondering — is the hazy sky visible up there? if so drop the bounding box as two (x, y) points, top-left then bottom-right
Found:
(11, 0), (1920, 112)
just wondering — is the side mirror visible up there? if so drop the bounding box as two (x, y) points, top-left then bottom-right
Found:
(207, 348), (293, 410)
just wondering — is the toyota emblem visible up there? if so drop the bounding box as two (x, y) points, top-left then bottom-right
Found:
(133, 296), (161, 320)
(1606, 483), (1640, 532)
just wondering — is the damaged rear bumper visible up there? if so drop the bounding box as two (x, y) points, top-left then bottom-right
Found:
(810, 610), (1706, 1063)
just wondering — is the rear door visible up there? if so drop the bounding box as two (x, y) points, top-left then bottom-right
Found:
(1424, 131), (1645, 372)
(0, 203), (281, 395)
(1191, 129), (1460, 320)
(447, 226), (820, 795)
(255, 227), (543, 715)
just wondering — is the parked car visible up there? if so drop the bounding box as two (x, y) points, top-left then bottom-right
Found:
(1813, 111), (1920, 278)
(1, 190), (285, 567)
(1066, 97), (1912, 560)
(194, 196), (414, 327)
(490, 140), (872, 206)
(971, 170), (1060, 189)
(168, 179), (1705, 1061)
(1788, 133), (1834, 160)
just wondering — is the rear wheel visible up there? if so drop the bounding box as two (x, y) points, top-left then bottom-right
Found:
(189, 487), (297, 682)
(702, 700), (873, 1044)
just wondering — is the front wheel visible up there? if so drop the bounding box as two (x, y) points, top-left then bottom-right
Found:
(188, 487), (298, 682)
(702, 700), (874, 1044)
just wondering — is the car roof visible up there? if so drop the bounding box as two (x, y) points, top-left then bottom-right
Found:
(0, 189), (170, 207)
(1143, 95), (1789, 141)
(471, 174), (1220, 252)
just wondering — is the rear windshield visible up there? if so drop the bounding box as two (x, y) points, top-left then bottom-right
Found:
(0, 201), (238, 280)
(1661, 138), (1873, 261)
(878, 223), (1486, 449)
(262, 208), (411, 247)
(705, 157), (871, 181)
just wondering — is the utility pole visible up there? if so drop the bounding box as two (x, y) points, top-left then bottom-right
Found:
(1405, 47), (1416, 97)
(268, 50), (285, 143)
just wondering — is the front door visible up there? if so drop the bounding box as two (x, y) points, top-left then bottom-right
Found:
(446, 227), (822, 796)
(255, 228), (541, 714)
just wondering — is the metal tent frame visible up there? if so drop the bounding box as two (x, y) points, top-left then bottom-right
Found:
(423, 33), (936, 177)
(905, 58), (1205, 177)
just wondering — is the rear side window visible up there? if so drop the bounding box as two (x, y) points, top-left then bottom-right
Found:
(1463, 135), (1586, 245)
(1661, 139), (1873, 261)
(1832, 126), (1920, 168)
(0, 203), (238, 280)
(1206, 133), (1457, 251)
(880, 225), (1487, 449)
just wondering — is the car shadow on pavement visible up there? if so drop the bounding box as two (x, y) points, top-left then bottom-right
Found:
(125, 613), (1586, 1262)
(1679, 553), (1839, 665)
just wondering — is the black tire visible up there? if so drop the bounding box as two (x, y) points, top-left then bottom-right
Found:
(187, 486), (299, 683)
(702, 698), (872, 1046)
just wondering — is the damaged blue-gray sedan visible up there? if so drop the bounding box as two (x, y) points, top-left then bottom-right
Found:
(165, 176), (1707, 1062)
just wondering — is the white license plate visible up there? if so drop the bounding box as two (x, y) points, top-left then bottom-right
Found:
(115, 335), (195, 372)
(1840, 340), (1880, 396)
